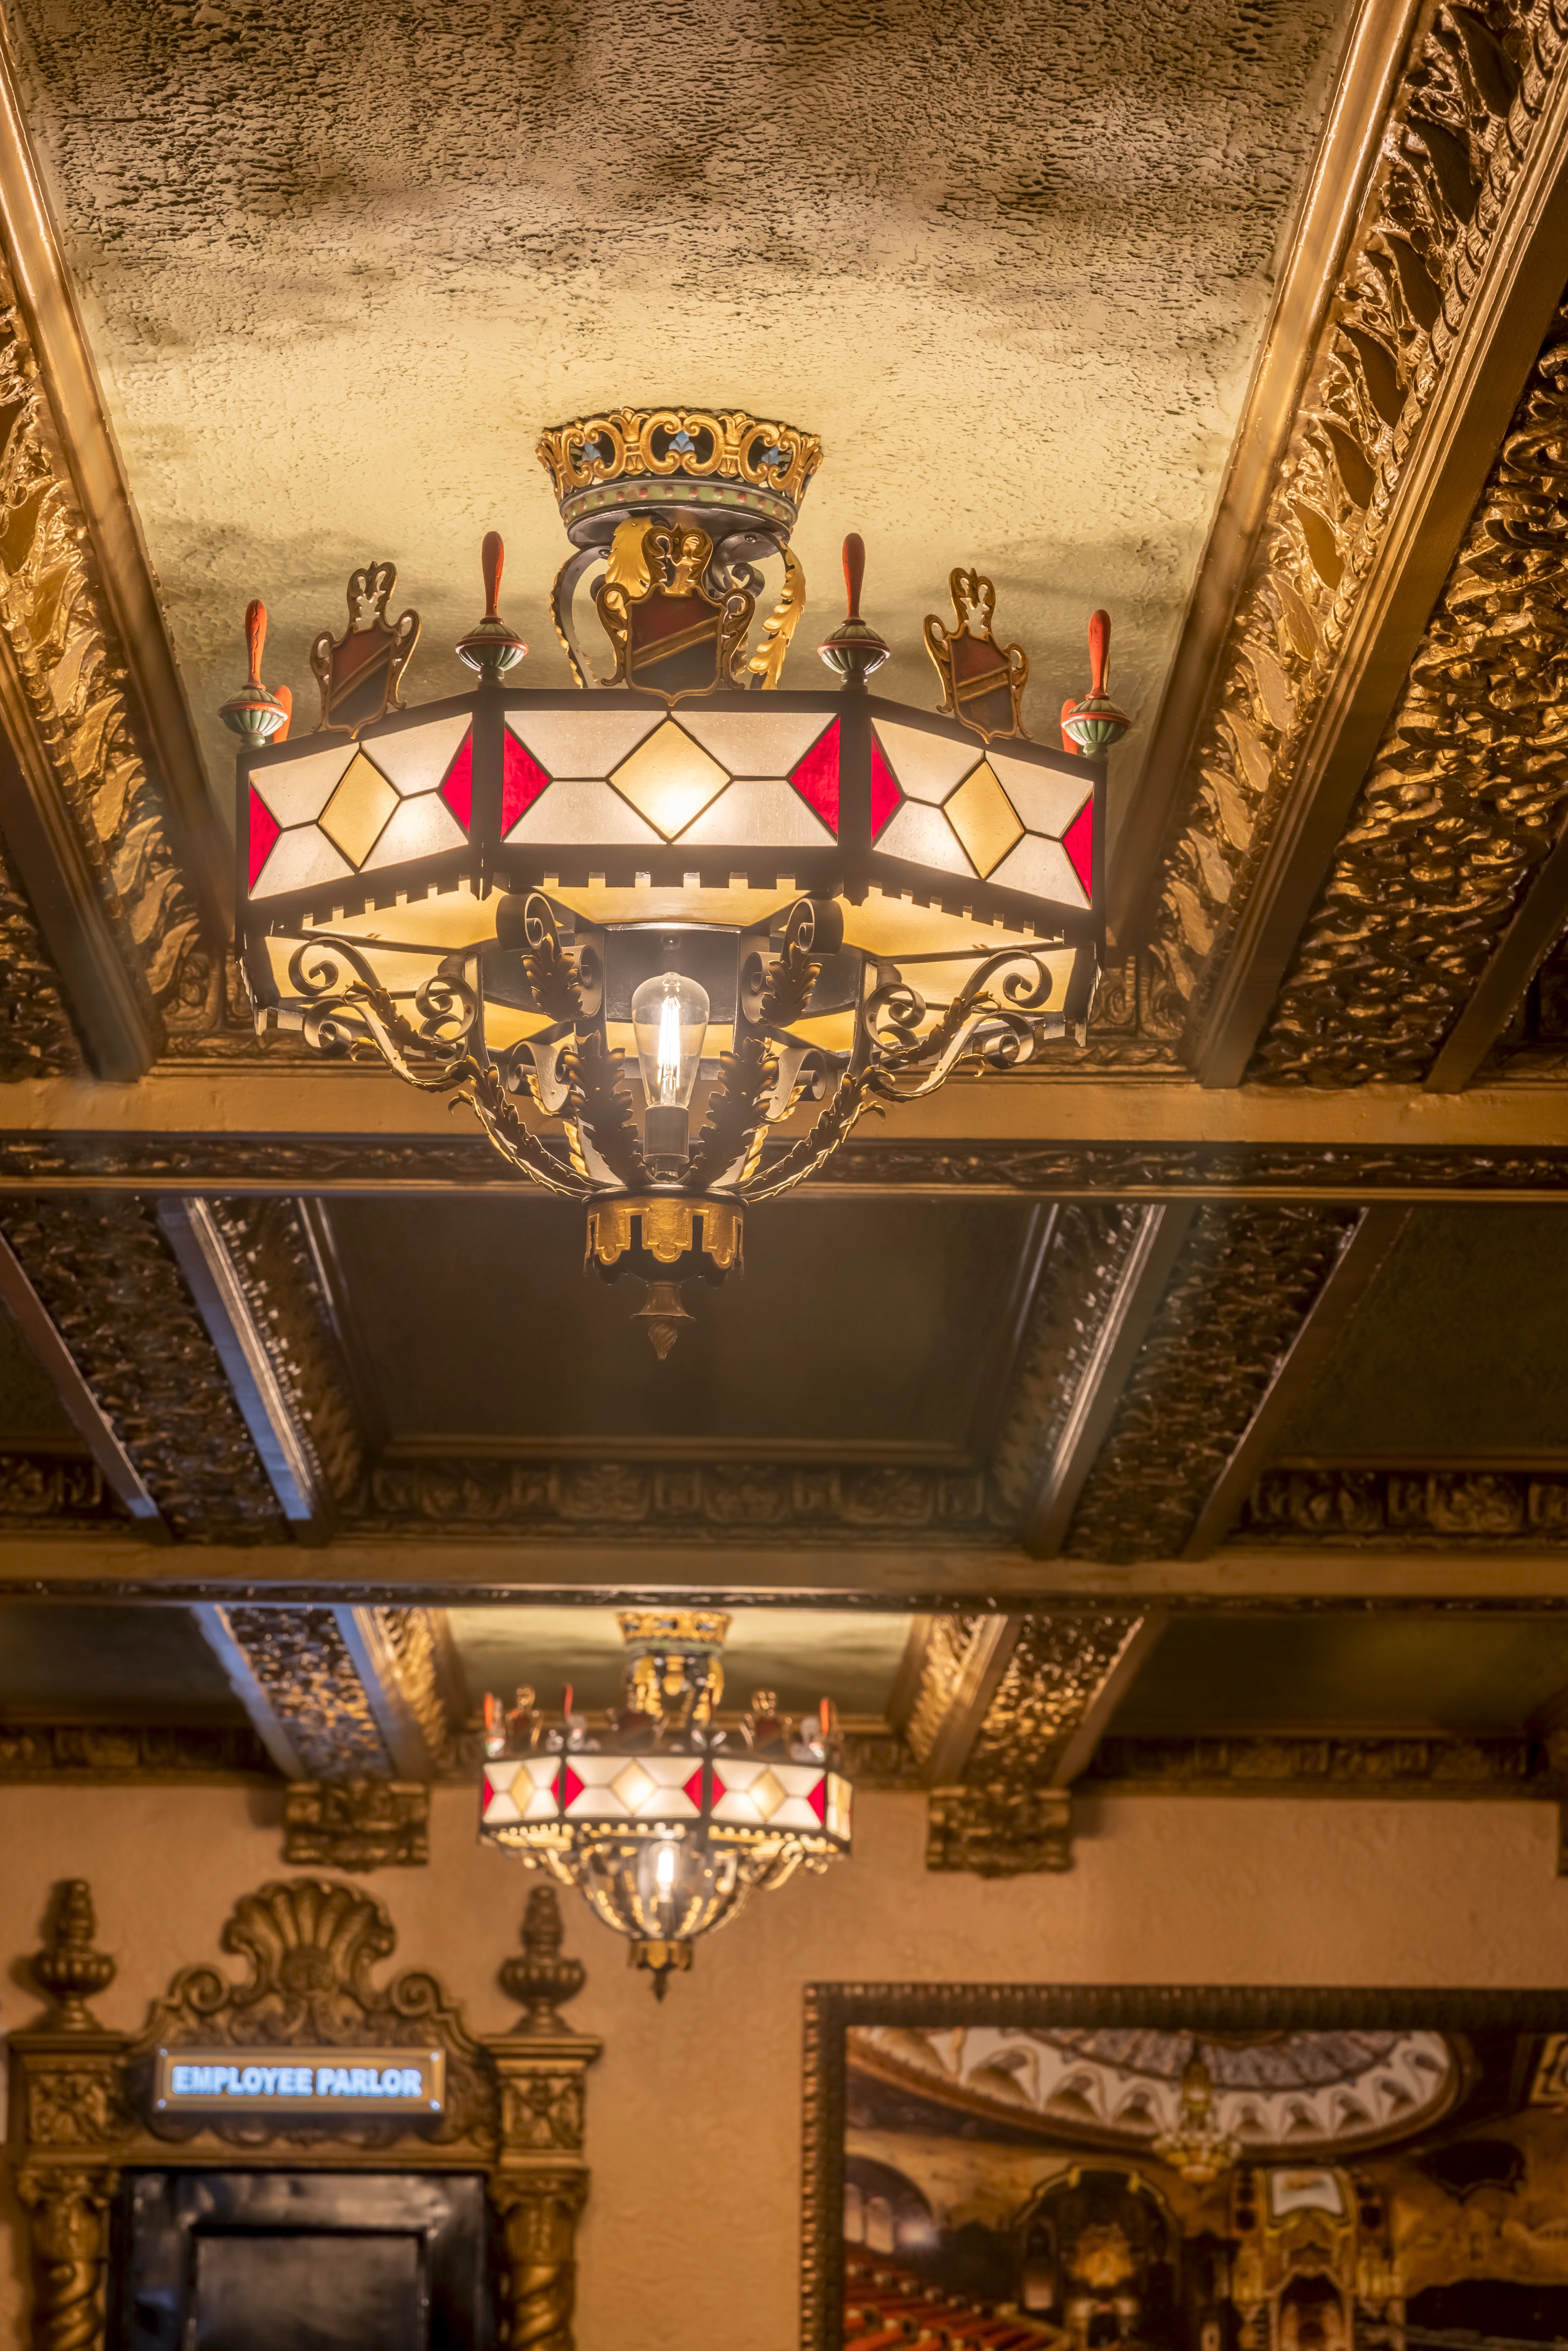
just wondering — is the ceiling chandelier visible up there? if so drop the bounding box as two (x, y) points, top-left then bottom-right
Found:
(477, 1610), (851, 1996)
(1151, 2042), (1242, 2183)
(225, 404), (1131, 1350)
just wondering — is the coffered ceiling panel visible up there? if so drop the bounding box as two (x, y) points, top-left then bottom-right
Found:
(320, 1194), (1035, 1456)
(6, 0), (1351, 839)
(0, 1601), (244, 1721)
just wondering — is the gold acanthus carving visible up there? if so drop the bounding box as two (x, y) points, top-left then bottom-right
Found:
(925, 1784), (1073, 1876)
(966, 1612), (1146, 1784)
(901, 1614), (983, 1767)
(281, 1779), (429, 1870)
(1255, 298), (1568, 1080)
(15, 2168), (117, 2351)
(988, 1204), (1141, 1523)
(1148, 1), (1568, 1040)
(0, 272), (214, 1041)
(206, 1197), (365, 1505)
(0, 1198), (283, 1541)
(221, 1607), (392, 1780)
(1243, 1464), (1568, 1542)
(1059, 1204), (1361, 1561)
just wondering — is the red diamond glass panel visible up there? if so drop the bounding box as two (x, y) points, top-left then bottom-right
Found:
(1063, 795), (1093, 898)
(248, 789), (280, 888)
(503, 730), (551, 832)
(481, 1774), (496, 1813)
(788, 717), (840, 834)
(562, 1762), (584, 1808)
(870, 737), (901, 839)
(683, 1767), (705, 1809)
(807, 1774), (827, 1824)
(440, 733), (474, 830)
(709, 1768), (727, 1805)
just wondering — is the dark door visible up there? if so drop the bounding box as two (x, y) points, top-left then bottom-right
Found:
(117, 2171), (495, 2351)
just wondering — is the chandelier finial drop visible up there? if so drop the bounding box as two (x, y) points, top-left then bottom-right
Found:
(818, 532), (889, 685)
(457, 531), (528, 683)
(219, 599), (291, 747)
(1062, 607), (1132, 753)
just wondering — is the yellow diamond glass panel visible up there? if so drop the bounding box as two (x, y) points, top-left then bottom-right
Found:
(319, 750), (399, 867)
(610, 720), (729, 840)
(945, 759), (1024, 878)
(610, 1759), (658, 1812)
(749, 1767), (785, 1822)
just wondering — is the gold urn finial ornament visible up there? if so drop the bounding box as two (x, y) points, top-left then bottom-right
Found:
(480, 1611), (850, 1998)
(228, 401), (1131, 1353)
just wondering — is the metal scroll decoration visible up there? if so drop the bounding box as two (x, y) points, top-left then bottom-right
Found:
(309, 560), (421, 733)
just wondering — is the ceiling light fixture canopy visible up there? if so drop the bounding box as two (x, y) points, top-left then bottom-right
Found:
(1150, 2042), (1242, 2183)
(478, 1609), (851, 1997)
(226, 404), (1131, 1349)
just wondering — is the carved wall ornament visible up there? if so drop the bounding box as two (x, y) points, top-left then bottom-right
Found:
(1147, 2), (1568, 1043)
(7, 1877), (601, 2351)
(281, 1778), (429, 1870)
(216, 1607), (394, 1778)
(30, 1881), (116, 2031)
(1059, 1204), (1361, 1561)
(0, 1453), (121, 1523)
(925, 1782), (1073, 1876)
(0, 1723), (273, 1781)
(1256, 296), (1568, 1080)
(966, 1611), (1146, 1787)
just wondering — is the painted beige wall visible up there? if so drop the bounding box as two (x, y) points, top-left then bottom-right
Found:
(0, 1783), (1563, 2350)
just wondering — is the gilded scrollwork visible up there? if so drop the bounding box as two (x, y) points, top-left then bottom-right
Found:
(1148, 3), (1568, 1045)
(205, 1197), (365, 1505)
(1060, 1205), (1360, 1561)
(0, 1198), (284, 1541)
(989, 1204), (1140, 1522)
(0, 1455), (119, 1522)
(925, 1783), (1073, 1876)
(0, 1723), (271, 1779)
(0, 269), (214, 1046)
(1242, 1462), (1568, 1541)
(15, 2166), (118, 2351)
(281, 1779), (429, 1870)
(218, 1607), (393, 1778)
(536, 405), (822, 508)
(1255, 298), (1568, 1080)
(965, 1612), (1146, 1785)
(900, 1615), (983, 1768)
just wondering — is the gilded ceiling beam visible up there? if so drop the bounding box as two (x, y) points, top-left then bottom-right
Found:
(1019, 1205), (1197, 1557)
(156, 1196), (364, 1541)
(0, 27), (223, 933)
(1111, 0), (1426, 942)
(894, 1614), (1024, 1787)
(1138, 0), (1568, 1086)
(1180, 1206), (1411, 1556)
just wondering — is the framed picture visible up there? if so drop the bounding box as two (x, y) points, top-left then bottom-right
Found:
(802, 1985), (1568, 2350)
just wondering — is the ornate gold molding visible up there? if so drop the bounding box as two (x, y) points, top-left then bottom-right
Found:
(1144, 1), (1568, 1069)
(0, 1197), (284, 1540)
(281, 1778), (429, 1870)
(0, 1451), (118, 1522)
(925, 1782), (1072, 1876)
(1255, 293), (1568, 1081)
(1059, 1205), (1361, 1560)
(1085, 1732), (1540, 1793)
(0, 1723), (272, 1780)
(7, 1876), (601, 2351)
(1242, 1462), (1568, 1542)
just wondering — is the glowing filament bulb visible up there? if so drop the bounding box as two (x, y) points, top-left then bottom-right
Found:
(631, 968), (710, 1110)
(656, 989), (683, 1102)
(655, 1840), (677, 1890)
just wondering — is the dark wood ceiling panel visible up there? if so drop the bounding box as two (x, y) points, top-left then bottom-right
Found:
(1112, 1612), (1568, 1735)
(319, 1195), (1037, 1458)
(1282, 1205), (1568, 1459)
(0, 1600), (244, 1721)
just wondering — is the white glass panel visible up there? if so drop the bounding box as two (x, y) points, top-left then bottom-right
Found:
(250, 740), (356, 828)
(871, 716), (979, 804)
(876, 798), (971, 876)
(675, 777), (833, 849)
(677, 708), (834, 775)
(360, 791), (466, 870)
(988, 748), (1092, 839)
(770, 1794), (825, 1832)
(365, 711), (472, 798)
(251, 825), (355, 899)
(507, 778), (662, 847)
(989, 833), (1086, 907)
(505, 706), (663, 777)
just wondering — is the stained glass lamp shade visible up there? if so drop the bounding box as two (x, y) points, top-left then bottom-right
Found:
(479, 1611), (851, 1996)
(229, 406), (1126, 1347)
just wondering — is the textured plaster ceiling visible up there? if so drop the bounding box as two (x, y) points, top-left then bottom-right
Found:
(9, 0), (1349, 846)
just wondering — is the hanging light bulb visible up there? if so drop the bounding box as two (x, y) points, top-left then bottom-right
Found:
(630, 969), (711, 1173)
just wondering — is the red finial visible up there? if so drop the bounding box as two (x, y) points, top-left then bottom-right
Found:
(842, 533), (865, 622)
(482, 530), (504, 624)
(562, 1682), (573, 1720)
(244, 598), (267, 690)
(273, 683), (292, 745)
(1061, 696), (1079, 756)
(1088, 608), (1111, 699)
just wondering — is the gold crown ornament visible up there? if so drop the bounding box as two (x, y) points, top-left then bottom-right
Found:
(537, 405), (822, 693)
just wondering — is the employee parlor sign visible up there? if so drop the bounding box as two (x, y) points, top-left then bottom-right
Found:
(153, 2046), (446, 2116)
